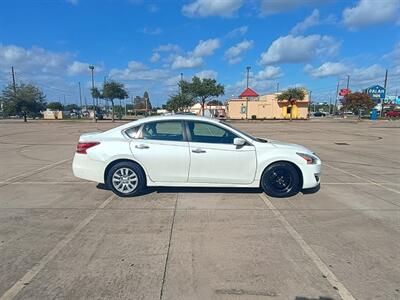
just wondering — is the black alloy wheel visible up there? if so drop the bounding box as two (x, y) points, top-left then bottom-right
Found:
(261, 162), (301, 198)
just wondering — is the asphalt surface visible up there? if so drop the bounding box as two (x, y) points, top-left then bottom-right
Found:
(0, 118), (399, 300)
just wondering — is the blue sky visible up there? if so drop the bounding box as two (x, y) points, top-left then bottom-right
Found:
(1, 0), (400, 107)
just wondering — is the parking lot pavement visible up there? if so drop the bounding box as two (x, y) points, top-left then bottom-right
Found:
(0, 119), (399, 300)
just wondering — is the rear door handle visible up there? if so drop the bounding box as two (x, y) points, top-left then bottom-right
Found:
(135, 144), (149, 149)
(192, 148), (206, 153)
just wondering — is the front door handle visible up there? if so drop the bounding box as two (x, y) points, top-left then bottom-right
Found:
(135, 144), (149, 149)
(192, 148), (206, 153)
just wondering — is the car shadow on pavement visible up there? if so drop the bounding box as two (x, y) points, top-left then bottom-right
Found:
(96, 183), (262, 195)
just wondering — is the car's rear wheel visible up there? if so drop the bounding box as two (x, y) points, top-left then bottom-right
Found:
(107, 161), (145, 197)
(261, 162), (301, 198)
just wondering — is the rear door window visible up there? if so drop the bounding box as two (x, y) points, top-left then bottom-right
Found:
(142, 121), (184, 141)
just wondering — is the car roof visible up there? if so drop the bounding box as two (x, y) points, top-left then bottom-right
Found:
(110, 115), (221, 133)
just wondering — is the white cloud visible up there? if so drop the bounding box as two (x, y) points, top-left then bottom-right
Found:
(147, 4), (160, 13)
(150, 52), (161, 63)
(154, 44), (181, 52)
(342, 0), (400, 29)
(255, 66), (283, 80)
(171, 56), (203, 70)
(383, 42), (400, 63)
(226, 26), (248, 39)
(141, 27), (162, 35)
(168, 38), (220, 70)
(192, 39), (220, 57)
(195, 69), (218, 79)
(182, 0), (243, 17)
(109, 60), (169, 81)
(351, 64), (386, 86)
(304, 62), (350, 78)
(66, 0), (78, 5)
(224, 39), (253, 64)
(67, 61), (89, 75)
(291, 9), (320, 35)
(260, 34), (339, 65)
(260, 0), (323, 15)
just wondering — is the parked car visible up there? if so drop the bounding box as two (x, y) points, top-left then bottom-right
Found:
(72, 116), (321, 198)
(313, 111), (326, 117)
(385, 110), (400, 118)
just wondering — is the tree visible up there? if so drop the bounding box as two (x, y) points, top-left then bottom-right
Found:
(341, 92), (375, 116)
(207, 99), (223, 106)
(277, 87), (306, 120)
(91, 87), (102, 101)
(47, 102), (64, 111)
(165, 93), (194, 112)
(180, 76), (224, 116)
(1, 83), (46, 122)
(94, 81), (128, 122)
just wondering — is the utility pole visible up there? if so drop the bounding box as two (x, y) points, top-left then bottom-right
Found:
(276, 82), (279, 93)
(78, 82), (83, 108)
(11, 66), (16, 93)
(329, 96), (332, 116)
(63, 94), (66, 106)
(246, 66), (251, 88)
(334, 81), (340, 116)
(180, 72), (183, 94)
(246, 66), (251, 120)
(346, 75), (350, 90)
(381, 69), (388, 117)
(89, 65), (97, 122)
(84, 96), (87, 107)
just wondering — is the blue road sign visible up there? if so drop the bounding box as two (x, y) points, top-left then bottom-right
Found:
(366, 85), (386, 101)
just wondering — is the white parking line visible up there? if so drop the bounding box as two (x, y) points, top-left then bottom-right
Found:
(0, 194), (115, 300)
(1, 158), (72, 184)
(259, 193), (355, 300)
(0, 181), (91, 185)
(324, 163), (400, 195)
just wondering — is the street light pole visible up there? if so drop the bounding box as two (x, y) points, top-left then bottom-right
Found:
(246, 66), (251, 120)
(78, 81), (83, 108)
(89, 65), (97, 122)
(381, 69), (388, 118)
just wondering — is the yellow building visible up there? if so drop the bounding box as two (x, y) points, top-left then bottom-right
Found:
(227, 88), (309, 120)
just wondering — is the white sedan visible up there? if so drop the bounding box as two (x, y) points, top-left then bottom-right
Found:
(72, 115), (321, 198)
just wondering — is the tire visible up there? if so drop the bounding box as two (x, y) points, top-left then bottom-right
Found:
(261, 162), (301, 198)
(106, 161), (146, 197)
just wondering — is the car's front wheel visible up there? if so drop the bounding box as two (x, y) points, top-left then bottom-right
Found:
(107, 161), (145, 197)
(261, 162), (301, 198)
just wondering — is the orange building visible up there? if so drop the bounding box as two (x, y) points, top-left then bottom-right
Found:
(227, 88), (309, 120)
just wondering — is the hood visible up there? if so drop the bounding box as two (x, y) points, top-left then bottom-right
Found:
(269, 140), (311, 153)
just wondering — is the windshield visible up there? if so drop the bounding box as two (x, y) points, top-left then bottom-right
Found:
(221, 122), (268, 143)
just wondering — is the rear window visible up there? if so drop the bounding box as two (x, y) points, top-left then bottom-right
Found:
(124, 126), (140, 138)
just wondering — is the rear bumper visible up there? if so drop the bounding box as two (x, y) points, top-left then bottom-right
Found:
(72, 154), (105, 183)
(301, 163), (321, 189)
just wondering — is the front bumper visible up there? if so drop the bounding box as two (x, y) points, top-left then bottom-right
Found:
(301, 163), (321, 189)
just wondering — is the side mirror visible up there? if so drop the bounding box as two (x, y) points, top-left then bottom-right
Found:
(233, 137), (246, 146)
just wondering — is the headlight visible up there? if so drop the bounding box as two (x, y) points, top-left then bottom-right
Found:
(297, 152), (318, 164)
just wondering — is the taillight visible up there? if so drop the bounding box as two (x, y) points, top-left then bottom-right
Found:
(76, 142), (100, 154)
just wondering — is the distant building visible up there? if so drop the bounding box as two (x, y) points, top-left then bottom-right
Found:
(227, 88), (309, 119)
(43, 109), (64, 120)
